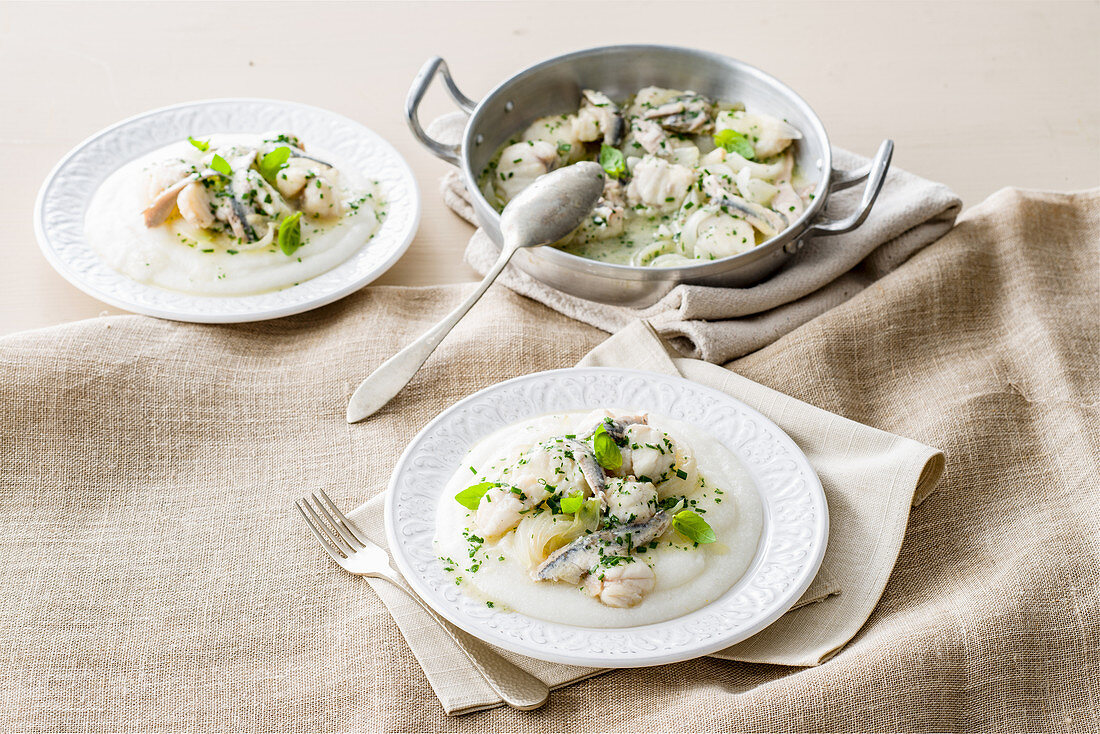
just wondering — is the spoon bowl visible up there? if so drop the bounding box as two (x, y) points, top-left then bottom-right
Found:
(501, 161), (605, 248)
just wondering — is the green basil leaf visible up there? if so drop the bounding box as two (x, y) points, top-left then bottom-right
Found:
(599, 143), (626, 179)
(188, 136), (210, 152)
(276, 212), (303, 256)
(258, 146), (291, 182)
(713, 129), (756, 161)
(559, 492), (584, 514)
(593, 424), (622, 471)
(210, 154), (232, 176)
(455, 482), (496, 511)
(672, 510), (716, 544)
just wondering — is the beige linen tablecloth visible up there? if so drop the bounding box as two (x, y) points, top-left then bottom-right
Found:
(2, 187), (1098, 731)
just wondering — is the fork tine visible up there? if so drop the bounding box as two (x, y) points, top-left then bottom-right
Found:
(315, 488), (370, 547)
(301, 498), (355, 556)
(312, 492), (363, 551)
(295, 500), (346, 561)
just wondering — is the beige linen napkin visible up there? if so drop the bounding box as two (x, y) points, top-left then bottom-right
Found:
(429, 112), (962, 363)
(349, 320), (944, 715)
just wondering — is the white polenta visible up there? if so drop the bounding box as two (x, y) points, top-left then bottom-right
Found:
(84, 135), (382, 296)
(434, 410), (764, 628)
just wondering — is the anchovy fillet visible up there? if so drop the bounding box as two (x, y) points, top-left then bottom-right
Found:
(533, 509), (673, 583)
(226, 191), (258, 242)
(579, 414), (648, 442)
(643, 94), (713, 134)
(290, 151), (335, 168)
(716, 196), (788, 237)
(564, 438), (608, 502)
(581, 89), (625, 146)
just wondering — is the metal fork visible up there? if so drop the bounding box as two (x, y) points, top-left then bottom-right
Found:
(295, 489), (549, 711)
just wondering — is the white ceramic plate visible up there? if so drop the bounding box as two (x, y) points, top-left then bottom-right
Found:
(385, 368), (828, 668)
(34, 98), (419, 323)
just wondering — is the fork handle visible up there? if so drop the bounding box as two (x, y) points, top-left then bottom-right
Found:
(379, 573), (550, 711)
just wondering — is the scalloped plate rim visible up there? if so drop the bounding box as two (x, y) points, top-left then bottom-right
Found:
(384, 367), (828, 668)
(33, 97), (420, 323)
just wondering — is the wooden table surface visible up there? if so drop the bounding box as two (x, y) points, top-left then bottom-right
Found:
(2, 1), (1096, 336)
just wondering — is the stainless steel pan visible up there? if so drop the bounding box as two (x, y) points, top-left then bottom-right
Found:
(407, 45), (892, 307)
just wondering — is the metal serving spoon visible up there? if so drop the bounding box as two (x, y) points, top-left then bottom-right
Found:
(347, 161), (605, 423)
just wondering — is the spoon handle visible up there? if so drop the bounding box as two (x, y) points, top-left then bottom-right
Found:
(346, 245), (517, 423)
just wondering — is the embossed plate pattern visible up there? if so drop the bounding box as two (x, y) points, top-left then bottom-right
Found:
(34, 98), (419, 322)
(385, 368), (828, 668)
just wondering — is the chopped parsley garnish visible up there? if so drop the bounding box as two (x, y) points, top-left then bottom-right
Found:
(188, 136), (210, 152)
(658, 496), (682, 511)
(597, 553), (633, 568)
(544, 493), (563, 514)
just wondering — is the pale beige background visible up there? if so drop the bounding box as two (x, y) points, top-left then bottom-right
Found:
(1, 0), (1096, 336)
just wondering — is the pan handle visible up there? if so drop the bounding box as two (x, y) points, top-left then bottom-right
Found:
(804, 139), (894, 237)
(405, 56), (477, 166)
